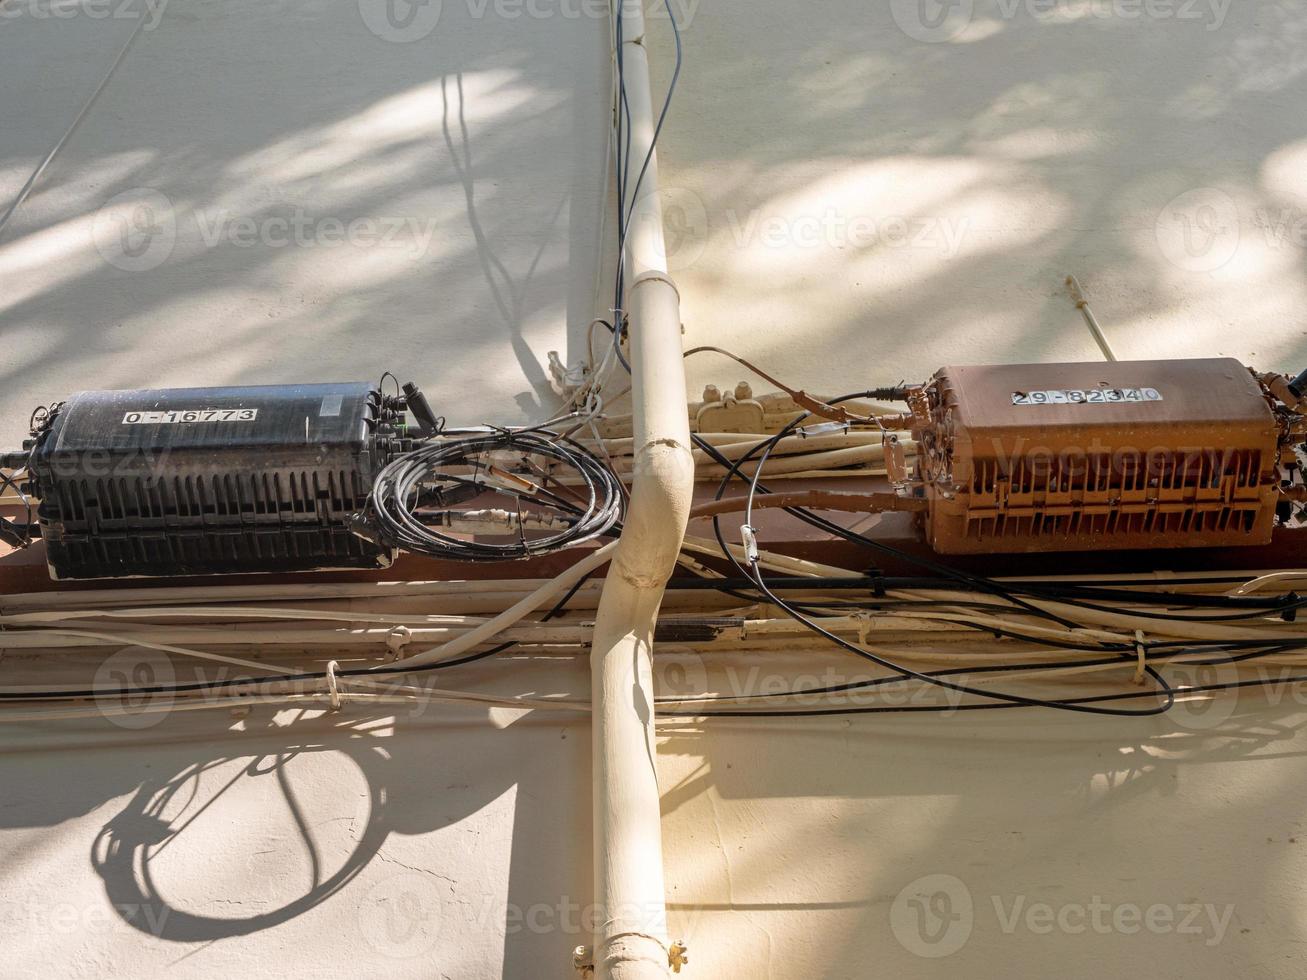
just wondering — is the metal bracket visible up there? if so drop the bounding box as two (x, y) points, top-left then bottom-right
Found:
(572, 939), (688, 974)
(572, 945), (594, 977)
(669, 939), (689, 973)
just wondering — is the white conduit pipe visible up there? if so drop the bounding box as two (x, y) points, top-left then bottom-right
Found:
(590, 3), (694, 977)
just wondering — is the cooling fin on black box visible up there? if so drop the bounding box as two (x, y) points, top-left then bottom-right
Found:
(28, 382), (401, 579)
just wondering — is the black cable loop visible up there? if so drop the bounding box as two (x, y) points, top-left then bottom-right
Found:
(365, 429), (623, 563)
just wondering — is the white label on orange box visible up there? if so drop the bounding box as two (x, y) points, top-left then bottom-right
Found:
(1011, 388), (1162, 406)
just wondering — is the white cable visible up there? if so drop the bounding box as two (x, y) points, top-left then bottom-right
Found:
(391, 541), (618, 667)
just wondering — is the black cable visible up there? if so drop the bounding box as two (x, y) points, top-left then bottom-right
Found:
(672, 665), (1307, 719)
(659, 641), (1305, 716)
(663, 574), (1298, 601)
(363, 428), (622, 562)
(742, 533), (1176, 717)
(610, 0), (682, 375)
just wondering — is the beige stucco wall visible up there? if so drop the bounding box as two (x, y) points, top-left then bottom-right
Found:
(3, 1), (1307, 977)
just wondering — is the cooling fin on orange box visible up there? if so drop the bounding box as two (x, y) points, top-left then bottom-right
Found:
(908, 358), (1302, 555)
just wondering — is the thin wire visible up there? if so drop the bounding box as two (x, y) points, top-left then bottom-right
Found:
(609, 0), (683, 374)
(660, 642), (1304, 715)
(0, 10), (153, 240)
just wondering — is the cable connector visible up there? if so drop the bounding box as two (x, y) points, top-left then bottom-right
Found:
(740, 524), (759, 564)
(797, 421), (850, 439)
(401, 382), (443, 437)
(346, 511), (385, 546)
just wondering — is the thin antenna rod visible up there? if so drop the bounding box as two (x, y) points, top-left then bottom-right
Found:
(1066, 274), (1118, 362)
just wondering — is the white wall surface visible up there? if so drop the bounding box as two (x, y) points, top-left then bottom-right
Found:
(3, 1), (1307, 978)
(651, 0), (1307, 398)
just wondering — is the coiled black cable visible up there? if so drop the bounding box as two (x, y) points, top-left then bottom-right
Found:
(364, 429), (623, 562)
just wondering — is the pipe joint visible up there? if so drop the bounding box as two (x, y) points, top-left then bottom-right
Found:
(630, 271), (681, 302)
(600, 933), (674, 980)
(610, 440), (694, 589)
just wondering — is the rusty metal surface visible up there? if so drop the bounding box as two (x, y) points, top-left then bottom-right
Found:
(913, 358), (1284, 555)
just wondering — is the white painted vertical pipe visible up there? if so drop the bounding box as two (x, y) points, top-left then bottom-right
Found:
(590, 2), (694, 978)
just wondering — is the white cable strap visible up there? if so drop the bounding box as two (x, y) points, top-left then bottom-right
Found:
(386, 625), (412, 661)
(1133, 630), (1148, 686)
(326, 660), (343, 710)
(856, 612), (873, 647)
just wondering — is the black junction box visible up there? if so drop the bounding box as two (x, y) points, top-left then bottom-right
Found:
(27, 382), (399, 579)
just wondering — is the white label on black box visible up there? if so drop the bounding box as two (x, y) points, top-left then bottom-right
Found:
(122, 409), (258, 424)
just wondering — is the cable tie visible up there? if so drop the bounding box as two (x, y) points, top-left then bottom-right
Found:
(386, 625), (412, 662)
(856, 612), (872, 647)
(797, 421), (850, 439)
(1133, 630), (1148, 686)
(740, 525), (759, 564)
(326, 660), (343, 711)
